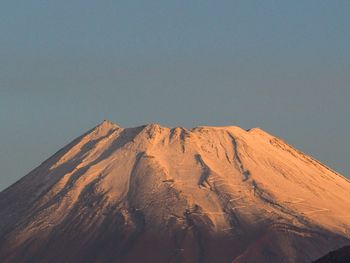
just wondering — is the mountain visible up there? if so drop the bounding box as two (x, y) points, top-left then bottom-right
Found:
(0, 120), (349, 263)
(313, 245), (350, 263)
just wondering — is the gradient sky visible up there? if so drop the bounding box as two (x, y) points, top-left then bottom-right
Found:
(1, 1), (349, 191)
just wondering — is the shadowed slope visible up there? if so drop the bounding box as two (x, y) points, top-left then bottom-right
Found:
(313, 245), (350, 263)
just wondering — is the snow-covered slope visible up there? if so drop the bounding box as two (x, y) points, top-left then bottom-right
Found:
(0, 120), (349, 263)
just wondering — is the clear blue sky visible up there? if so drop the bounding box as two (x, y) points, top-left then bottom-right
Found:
(1, 1), (349, 190)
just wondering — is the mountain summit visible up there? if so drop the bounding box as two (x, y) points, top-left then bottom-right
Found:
(0, 121), (349, 263)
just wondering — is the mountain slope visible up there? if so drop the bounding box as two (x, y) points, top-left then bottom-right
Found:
(0, 121), (349, 263)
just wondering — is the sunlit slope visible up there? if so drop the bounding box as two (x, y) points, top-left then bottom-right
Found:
(0, 121), (349, 263)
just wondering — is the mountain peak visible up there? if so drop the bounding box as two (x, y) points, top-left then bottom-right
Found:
(97, 119), (119, 128)
(89, 119), (120, 135)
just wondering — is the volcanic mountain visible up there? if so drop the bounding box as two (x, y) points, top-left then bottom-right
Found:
(0, 121), (350, 263)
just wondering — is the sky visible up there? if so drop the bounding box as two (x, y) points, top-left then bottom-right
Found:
(0, 1), (349, 191)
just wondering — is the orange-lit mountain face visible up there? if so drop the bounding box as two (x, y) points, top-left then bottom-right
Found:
(0, 121), (349, 263)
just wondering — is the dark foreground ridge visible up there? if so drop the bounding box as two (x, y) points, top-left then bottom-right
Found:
(313, 246), (350, 263)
